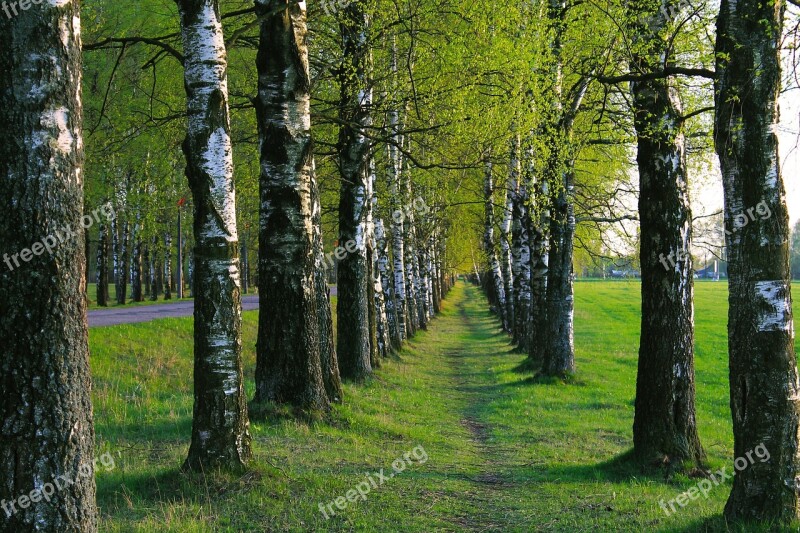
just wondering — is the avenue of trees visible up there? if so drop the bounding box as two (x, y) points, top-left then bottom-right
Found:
(0, 0), (799, 530)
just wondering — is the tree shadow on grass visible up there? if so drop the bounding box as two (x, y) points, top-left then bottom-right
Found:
(97, 459), (270, 511)
(670, 515), (800, 533)
(538, 448), (671, 485)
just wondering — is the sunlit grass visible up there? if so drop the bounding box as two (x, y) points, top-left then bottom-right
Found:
(92, 281), (798, 532)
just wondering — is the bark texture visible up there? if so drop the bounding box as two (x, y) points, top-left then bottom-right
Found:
(0, 1), (98, 529)
(715, 0), (800, 521)
(253, 0), (331, 411)
(630, 0), (704, 469)
(336, 1), (373, 380)
(177, 0), (252, 470)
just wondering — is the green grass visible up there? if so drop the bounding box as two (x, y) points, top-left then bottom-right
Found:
(90, 282), (798, 532)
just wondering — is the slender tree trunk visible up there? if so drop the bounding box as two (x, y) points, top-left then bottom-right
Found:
(312, 160), (343, 403)
(150, 236), (160, 301)
(500, 171), (516, 334)
(97, 222), (110, 307)
(484, 160), (507, 326)
(163, 232), (172, 300)
(177, 0), (252, 470)
(176, 210), (184, 299)
(366, 163), (380, 368)
(378, 217), (398, 348)
(143, 244), (151, 297)
(253, 0), (331, 411)
(513, 138), (532, 353)
(715, 0), (800, 522)
(375, 219), (392, 358)
(116, 220), (130, 305)
(240, 233), (248, 295)
(132, 236), (144, 302)
(405, 211), (420, 336)
(629, 0), (704, 469)
(336, 1), (373, 380)
(387, 40), (407, 348)
(0, 2), (98, 529)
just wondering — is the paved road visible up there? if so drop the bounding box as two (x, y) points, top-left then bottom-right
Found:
(88, 286), (338, 327)
(88, 296), (260, 327)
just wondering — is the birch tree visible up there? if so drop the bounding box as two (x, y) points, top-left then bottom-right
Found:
(715, 0), (800, 521)
(0, 1), (98, 528)
(252, 0), (333, 411)
(176, 0), (252, 470)
(629, 0), (705, 469)
(337, 0), (374, 380)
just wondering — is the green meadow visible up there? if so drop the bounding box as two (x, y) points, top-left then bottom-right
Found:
(90, 282), (799, 532)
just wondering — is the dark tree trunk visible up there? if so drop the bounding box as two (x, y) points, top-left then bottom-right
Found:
(131, 237), (144, 302)
(240, 234), (248, 295)
(177, 0), (252, 471)
(97, 222), (110, 307)
(629, 0), (704, 469)
(0, 2), (98, 529)
(542, 162), (576, 377)
(312, 161), (343, 403)
(143, 245), (151, 297)
(163, 232), (172, 300)
(115, 218), (130, 305)
(150, 236), (160, 301)
(336, 1), (374, 380)
(715, 0), (800, 522)
(253, 0), (331, 411)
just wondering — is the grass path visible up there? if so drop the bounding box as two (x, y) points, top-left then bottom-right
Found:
(95, 281), (798, 531)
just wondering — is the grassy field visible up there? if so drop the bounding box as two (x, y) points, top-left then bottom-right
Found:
(90, 281), (798, 532)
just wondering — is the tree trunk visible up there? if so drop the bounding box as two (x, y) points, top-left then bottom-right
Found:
(387, 40), (407, 348)
(97, 222), (110, 307)
(312, 160), (343, 403)
(366, 163), (380, 368)
(143, 245), (151, 297)
(150, 236), (160, 301)
(513, 138), (533, 353)
(484, 160), (507, 327)
(0, 2), (98, 529)
(715, 0), (800, 522)
(336, 1), (373, 380)
(177, 0), (252, 471)
(240, 233), (248, 295)
(116, 220), (129, 305)
(163, 232), (172, 300)
(131, 236), (144, 302)
(529, 212), (548, 362)
(500, 171), (516, 334)
(630, 0), (704, 469)
(542, 161), (576, 377)
(253, 0), (331, 411)
(375, 219), (392, 358)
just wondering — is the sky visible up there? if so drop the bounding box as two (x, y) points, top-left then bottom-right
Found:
(694, 84), (800, 229)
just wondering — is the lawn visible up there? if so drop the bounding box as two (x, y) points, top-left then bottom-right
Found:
(89, 281), (798, 532)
